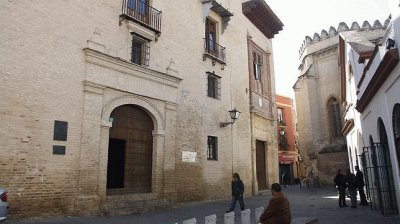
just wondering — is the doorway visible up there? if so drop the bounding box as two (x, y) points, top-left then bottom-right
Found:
(107, 104), (154, 194)
(256, 140), (267, 190)
(107, 139), (126, 188)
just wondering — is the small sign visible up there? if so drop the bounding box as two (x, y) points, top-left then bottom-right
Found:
(53, 145), (66, 155)
(182, 151), (197, 162)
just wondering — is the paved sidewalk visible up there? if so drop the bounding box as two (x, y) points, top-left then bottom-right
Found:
(10, 185), (400, 224)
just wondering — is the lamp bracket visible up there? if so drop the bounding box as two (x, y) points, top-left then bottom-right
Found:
(220, 121), (234, 127)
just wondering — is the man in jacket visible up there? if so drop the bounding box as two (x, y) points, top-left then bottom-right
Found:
(355, 166), (368, 206)
(334, 169), (348, 207)
(226, 173), (245, 213)
(345, 169), (358, 208)
(258, 183), (291, 224)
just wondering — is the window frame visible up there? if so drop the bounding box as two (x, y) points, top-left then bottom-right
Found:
(131, 33), (150, 66)
(207, 72), (221, 99)
(205, 18), (217, 54)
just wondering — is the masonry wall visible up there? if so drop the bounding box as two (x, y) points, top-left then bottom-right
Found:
(0, 0), (279, 219)
(294, 38), (347, 186)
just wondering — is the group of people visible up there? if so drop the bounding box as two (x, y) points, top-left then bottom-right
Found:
(227, 173), (291, 224)
(227, 167), (369, 223)
(334, 166), (368, 208)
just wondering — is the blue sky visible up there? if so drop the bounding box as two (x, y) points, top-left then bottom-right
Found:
(266, 0), (391, 98)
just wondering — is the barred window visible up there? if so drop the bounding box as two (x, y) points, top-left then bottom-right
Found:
(207, 136), (218, 160)
(207, 72), (221, 99)
(131, 34), (150, 66)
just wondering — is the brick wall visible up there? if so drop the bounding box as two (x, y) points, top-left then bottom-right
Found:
(0, 0), (278, 219)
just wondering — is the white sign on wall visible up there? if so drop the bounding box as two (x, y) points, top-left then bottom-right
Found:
(182, 151), (197, 162)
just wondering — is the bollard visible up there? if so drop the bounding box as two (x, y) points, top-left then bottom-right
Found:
(224, 211), (235, 224)
(241, 209), (251, 224)
(205, 214), (217, 224)
(254, 207), (264, 223)
(183, 218), (196, 224)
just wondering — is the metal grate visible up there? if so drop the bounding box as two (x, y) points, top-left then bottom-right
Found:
(362, 143), (398, 215)
(131, 34), (150, 66)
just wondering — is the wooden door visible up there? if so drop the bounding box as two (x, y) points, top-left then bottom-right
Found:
(256, 140), (267, 190)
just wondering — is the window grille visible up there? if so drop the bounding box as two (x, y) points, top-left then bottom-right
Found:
(131, 34), (150, 66)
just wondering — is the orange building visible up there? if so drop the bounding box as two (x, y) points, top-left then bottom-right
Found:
(276, 95), (301, 185)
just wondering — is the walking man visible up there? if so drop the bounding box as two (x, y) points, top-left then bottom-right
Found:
(355, 166), (368, 206)
(226, 173), (245, 213)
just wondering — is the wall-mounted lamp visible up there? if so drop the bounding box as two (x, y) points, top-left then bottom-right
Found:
(279, 129), (285, 136)
(109, 117), (114, 124)
(220, 108), (241, 127)
(386, 38), (395, 50)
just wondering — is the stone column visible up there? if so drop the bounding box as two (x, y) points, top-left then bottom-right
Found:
(75, 81), (105, 215)
(162, 102), (178, 199)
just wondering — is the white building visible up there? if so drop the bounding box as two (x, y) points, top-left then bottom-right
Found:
(340, 1), (400, 215)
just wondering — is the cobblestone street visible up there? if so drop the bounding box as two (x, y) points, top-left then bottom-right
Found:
(11, 185), (400, 224)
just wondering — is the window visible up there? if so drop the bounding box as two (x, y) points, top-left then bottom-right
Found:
(127, 0), (148, 17)
(277, 108), (285, 125)
(253, 52), (262, 80)
(131, 34), (150, 66)
(205, 18), (217, 55)
(207, 136), (218, 160)
(207, 72), (221, 99)
(328, 97), (342, 138)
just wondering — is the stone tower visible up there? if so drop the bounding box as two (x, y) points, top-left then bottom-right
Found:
(293, 20), (388, 186)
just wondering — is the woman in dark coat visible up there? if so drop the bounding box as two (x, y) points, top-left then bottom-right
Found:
(259, 183), (291, 224)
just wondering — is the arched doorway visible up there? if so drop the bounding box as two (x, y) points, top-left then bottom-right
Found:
(393, 104), (400, 171)
(375, 118), (398, 215)
(107, 104), (154, 194)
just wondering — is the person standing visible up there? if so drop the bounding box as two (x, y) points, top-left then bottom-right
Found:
(281, 171), (288, 188)
(355, 166), (368, 206)
(345, 168), (358, 208)
(258, 183), (291, 224)
(334, 169), (348, 207)
(226, 173), (245, 213)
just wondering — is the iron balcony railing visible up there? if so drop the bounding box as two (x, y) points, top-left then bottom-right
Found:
(203, 38), (226, 64)
(121, 0), (162, 34)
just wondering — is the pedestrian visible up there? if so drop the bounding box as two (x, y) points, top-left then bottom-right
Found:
(355, 166), (368, 206)
(307, 169), (314, 188)
(344, 168), (358, 208)
(281, 171), (288, 188)
(334, 169), (348, 207)
(226, 173), (245, 213)
(258, 183), (291, 224)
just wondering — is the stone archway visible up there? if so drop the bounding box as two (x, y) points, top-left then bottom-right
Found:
(97, 95), (166, 206)
(107, 104), (154, 194)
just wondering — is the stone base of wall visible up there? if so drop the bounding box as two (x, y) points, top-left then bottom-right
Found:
(104, 193), (172, 216)
(74, 195), (100, 216)
(317, 151), (349, 186)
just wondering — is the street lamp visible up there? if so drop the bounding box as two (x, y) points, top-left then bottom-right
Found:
(220, 107), (241, 127)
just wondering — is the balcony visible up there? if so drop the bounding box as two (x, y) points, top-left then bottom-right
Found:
(203, 38), (226, 68)
(120, 0), (162, 35)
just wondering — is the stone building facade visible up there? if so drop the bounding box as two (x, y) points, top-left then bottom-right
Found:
(293, 20), (387, 186)
(0, 0), (282, 219)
